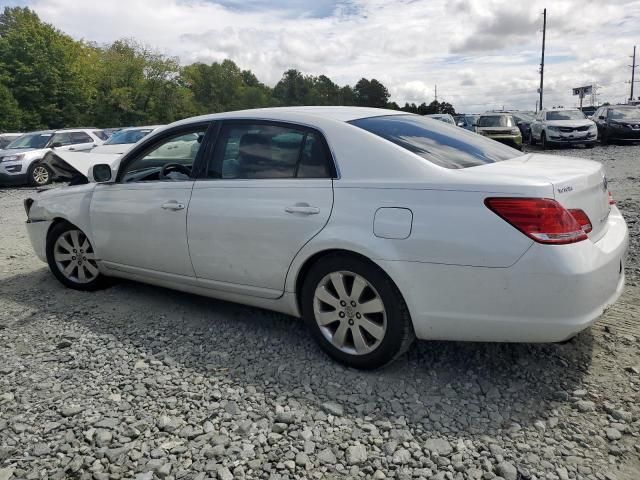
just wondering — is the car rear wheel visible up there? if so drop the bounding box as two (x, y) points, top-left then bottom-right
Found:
(29, 163), (52, 187)
(301, 254), (414, 369)
(46, 222), (108, 291)
(528, 131), (536, 145)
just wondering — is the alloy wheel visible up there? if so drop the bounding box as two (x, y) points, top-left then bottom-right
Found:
(313, 271), (387, 355)
(53, 229), (99, 284)
(32, 165), (50, 185)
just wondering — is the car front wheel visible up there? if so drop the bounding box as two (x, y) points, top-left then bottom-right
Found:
(301, 254), (414, 369)
(29, 163), (52, 187)
(46, 222), (108, 291)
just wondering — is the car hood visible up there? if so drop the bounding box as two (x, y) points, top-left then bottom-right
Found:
(0, 147), (40, 157)
(545, 119), (594, 128)
(91, 144), (135, 155)
(43, 150), (121, 182)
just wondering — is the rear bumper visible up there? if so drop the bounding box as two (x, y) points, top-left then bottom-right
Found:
(381, 206), (628, 342)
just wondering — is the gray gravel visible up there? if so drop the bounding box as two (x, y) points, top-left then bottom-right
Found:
(1, 144), (639, 480)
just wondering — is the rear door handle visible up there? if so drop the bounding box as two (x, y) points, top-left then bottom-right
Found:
(285, 204), (320, 215)
(161, 201), (185, 211)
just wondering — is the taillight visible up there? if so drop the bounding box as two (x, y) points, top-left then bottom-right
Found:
(568, 209), (592, 234)
(608, 191), (615, 205)
(485, 198), (588, 245)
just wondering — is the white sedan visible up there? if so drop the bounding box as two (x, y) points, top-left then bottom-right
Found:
(24, 107), (628, 369)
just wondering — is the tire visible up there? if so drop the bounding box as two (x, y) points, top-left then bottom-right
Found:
(46, 222), (108, 291)
(28, 162), (52, 187)
(600, 130), (609, 145)
(541, 131), (549, 150)
(528, 131), (536, 145)
(301, 253), (415, 369)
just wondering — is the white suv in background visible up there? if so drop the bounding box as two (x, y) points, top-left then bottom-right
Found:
(0, 128), (106, 186)
(529, 109), (597, 149)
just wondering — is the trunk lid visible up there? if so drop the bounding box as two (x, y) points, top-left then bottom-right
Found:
(472, 153), (611, 241)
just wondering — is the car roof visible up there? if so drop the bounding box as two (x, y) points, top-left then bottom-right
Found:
(119, 125), (163, 132)
(175, 106), (407, 125)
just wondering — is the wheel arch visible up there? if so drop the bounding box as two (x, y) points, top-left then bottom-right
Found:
(292, 248), (408, 318)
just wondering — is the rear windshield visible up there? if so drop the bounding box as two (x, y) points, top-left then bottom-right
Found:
(349, 114), (521, 169)
(478, 115), (515, 127)
(104, 128), (154, 145)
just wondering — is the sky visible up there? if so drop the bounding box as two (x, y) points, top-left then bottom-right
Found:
(8, 0), (640, 112)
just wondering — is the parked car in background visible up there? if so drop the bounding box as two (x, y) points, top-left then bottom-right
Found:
(24, 107), (627, 369)
(511, 112), (535, 141)
(91, 125), (162, 155)
(593, 105), (640, 144)
(0, 133), (22, 150)
(0, 128), (105, 186)
(456, 114), (480, 132)
(476, 113), (522, 149)
(529, 109), (597, 149)
(426, 113), (456, 125)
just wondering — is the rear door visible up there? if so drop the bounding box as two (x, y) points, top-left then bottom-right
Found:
(187, 121), (335, 298)
(68, 131), (97, 151)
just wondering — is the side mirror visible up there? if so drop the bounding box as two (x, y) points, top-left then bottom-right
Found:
(517, 121), (523, 126)
(598, 116), (605, 120)
(457, 122), (465, 127)
(51, 142), (63, 148)
(88, 164), (113, 183)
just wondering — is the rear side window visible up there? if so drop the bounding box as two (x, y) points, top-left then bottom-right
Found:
(208, 123), (334, 179)
(349, 114), (521, 169)
(93, 130), (109, 141)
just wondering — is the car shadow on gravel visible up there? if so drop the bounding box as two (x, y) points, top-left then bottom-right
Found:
(3, 268), (593, 436)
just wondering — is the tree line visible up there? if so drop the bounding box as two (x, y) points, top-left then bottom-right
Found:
(0, 7), (455, 132)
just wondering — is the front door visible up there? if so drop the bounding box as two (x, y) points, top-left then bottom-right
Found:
(187, 121), (335, 298)
(90, 124), (210, 277)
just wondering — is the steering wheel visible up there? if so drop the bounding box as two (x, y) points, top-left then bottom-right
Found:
(159, 163), (192, 180)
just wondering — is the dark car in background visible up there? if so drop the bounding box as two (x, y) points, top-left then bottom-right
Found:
(455, 114), (480, 132)
(593, 105), (640, 144)
(511, 112), (535, 141)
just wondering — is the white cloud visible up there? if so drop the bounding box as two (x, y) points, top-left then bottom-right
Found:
(17, 0), (640, 111)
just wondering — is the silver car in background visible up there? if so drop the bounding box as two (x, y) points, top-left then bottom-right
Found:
(529, 109), (597, 149)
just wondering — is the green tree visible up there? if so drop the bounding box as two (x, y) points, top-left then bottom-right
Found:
(0, 6), (95, 129)
(354, 78), (390, 108)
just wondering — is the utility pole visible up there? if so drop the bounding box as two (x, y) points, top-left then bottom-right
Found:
(630, 46), (637, 102)
(434, 84), (438, 102)
(539, 8), (547, 110)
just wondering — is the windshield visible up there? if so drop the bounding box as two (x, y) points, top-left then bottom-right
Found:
(104, 128), (155, 145)
(546, 110), (586, 121)
(349, 114), (521, 169)
(609, 108), (640, 120)
(477, 115), (515, 127)
(6, 133), (52, 149)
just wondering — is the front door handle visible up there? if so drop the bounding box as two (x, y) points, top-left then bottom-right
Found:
(285, 204), (320, 215)
(161, 201), (185, 211)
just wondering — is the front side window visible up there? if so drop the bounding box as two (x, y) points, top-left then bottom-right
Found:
(546, 110), (586, 121)
(119, 129), (206, 183)
(208, 123), (333, 179)
(93, 130), (109, 141)
(70, 132), (93, 144)
(350, 114), (521, 169)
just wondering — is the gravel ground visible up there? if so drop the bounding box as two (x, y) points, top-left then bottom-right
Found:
(0, 144), (639, 480)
